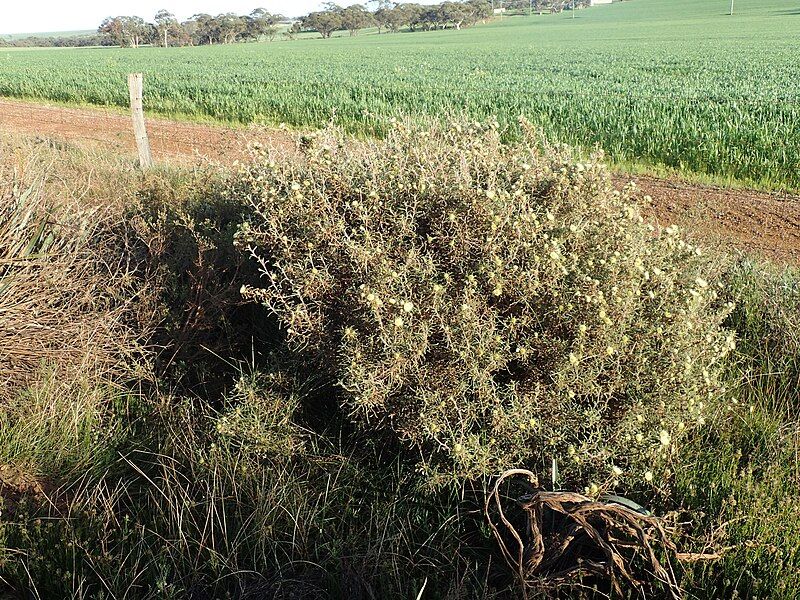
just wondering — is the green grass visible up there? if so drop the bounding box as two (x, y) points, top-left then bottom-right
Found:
(673, 259), (800, 599)
(1, 0), (799, 190)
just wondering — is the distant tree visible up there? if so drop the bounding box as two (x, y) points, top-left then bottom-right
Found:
(402, 4), (433, 30)
(154, 9), (178, 47)
(465, 0), (493, 22)
(170, 22), (191, 46)
(188, 13), (219, 44)
(283, 21), (302, 40)
(366, 0), (392, 10)
(246, 8), (281, 41)
(438, 1), (470, 29)
(340, 4), (375, 36)
(216, 13), (246, 44)
(98, 16), (152, 47)
(126, 16), (153, 47)
(373, 6), (393, 33)
(303, 9), (344, 38)
(98, 17), (125, 46)
(181, 18), (198, 45)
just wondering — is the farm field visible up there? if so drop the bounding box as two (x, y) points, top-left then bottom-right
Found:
(1, 0), (800, 190)
(4, 1), (800, 599)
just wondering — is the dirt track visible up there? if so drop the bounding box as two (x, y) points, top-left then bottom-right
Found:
(2, 97), (799, 264)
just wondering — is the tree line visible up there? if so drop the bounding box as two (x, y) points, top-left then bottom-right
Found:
(95, 3), (498, 48)
(97, 9), (285, 48)
(1, 0), (595, 49)
(304, 1), (492, 38)
(502, 0), (593, 14)
(0, 34), (115, 48)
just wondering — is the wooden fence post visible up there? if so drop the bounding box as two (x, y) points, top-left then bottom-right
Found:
(128, 73), (153, 168)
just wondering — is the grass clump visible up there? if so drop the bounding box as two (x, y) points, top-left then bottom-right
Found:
(235, 119), (734, 489)
(723, 258), (800, 412)
(1, 372), (495, 600)
(0, 367), (126, 479)
(0, 156), (140, 391)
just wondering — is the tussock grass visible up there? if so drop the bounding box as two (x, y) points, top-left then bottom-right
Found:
(0, 138), (145, 392)
(0, 367), (125, 479)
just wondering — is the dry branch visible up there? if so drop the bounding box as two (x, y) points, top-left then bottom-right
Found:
(486, 469), (689, 599)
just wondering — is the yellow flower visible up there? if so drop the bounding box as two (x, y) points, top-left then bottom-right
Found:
(403, 301), (414, 313)
(659, 430), (671, 446)
(394, 317), (404, 328)
(644, 471), (654, 483)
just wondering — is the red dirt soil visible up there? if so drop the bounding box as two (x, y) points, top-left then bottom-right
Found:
(2, 97), (799, 265)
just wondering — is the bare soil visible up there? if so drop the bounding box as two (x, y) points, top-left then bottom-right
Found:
(0, 97), (274, 163)
(617, 174), (800, 265)
(3, 97), (799, 264)
(0, 463), (47, 516)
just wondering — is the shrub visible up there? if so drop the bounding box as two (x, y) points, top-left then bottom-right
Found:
(237, 120), (732, 489)
(128, 169), (283, 389)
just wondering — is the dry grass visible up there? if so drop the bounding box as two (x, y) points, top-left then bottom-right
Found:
(0, 137), (145, 394)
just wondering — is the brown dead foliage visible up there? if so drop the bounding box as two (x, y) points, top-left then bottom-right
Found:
(0, 140), (146, 395)
(486, 469), (695, 599)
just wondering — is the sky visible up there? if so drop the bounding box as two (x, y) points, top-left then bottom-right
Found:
(1, 1), (336, 35)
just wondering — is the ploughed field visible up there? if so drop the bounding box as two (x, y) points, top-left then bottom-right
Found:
(1, 0), (799, 190)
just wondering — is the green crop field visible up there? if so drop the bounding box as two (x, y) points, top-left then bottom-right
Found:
(1, 0), (799, 189)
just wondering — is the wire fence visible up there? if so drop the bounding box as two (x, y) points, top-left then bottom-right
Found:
(0, 100), (253, 161)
